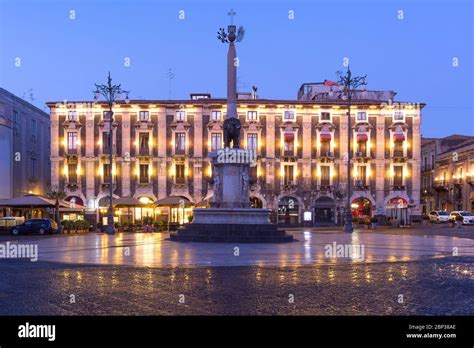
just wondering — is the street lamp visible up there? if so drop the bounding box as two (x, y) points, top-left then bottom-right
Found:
(93, 72), (130, 234)
(337, 66), (367, 233)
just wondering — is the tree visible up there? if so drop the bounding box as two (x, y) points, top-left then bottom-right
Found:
(47, 190), (66, 232)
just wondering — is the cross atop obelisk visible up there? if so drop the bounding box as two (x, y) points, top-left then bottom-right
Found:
(228, 9), (236, 24)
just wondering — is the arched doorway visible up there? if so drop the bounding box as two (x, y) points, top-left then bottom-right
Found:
(278, 196), (300, 225)
(351, 197), (372, 219)
(314, 196), (336, 225)
(250, 196), (263, 208)
(386, 197), (409, 225)
(63, 196), (85, 221)
(64, 196), (84, 208)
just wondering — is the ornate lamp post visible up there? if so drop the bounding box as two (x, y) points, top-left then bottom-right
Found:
(337, 66), (367, 233)
(93, 72), (129, 234)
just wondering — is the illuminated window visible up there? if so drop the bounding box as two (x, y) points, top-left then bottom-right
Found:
(320, 112), (331, 121)
(356, 166), (367, 186)
(247, 111), (258, 121)
(139, 133), (149, 155)
(175, 164), (185, 184)
(103, 163), (112, 183)
(139, 111), (149, 121)
(175, 110), (186, 121)
(102, 131), (111, 153)
(357, 112), (367, 121)
(394, 111), (404, 121)
(175, 132), (186, 154)
(67, 132), (78, 151)
(393, 165), (403, 186)
(211, 111), (221, 121)
(283, 165), (294, 185)
(284, 110), (295, 121)
(247, 133), (257, 152)
(211, 133), (222, 151)
(68, 163), (77, 183)
(139, 164), (149, 183)
(67, 110), (77, 121)
(320, 166), (330, 186)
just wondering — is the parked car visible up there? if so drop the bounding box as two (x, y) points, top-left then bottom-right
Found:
(448, 211), (474, 225)
(10, 218), (58, 235)
(428, 210), (450, 223)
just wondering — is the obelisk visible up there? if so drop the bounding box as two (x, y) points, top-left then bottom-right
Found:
(170, 10), (293, 243)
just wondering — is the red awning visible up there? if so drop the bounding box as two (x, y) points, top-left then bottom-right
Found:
(357, 133), (368, 142)
(320, 133), (331, 141)
(394, 133), (405, 141)
(284, 132), (294, 141)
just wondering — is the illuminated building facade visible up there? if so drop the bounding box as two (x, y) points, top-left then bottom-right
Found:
(48, 82), (423, 225)
(421, 135), (474, 213)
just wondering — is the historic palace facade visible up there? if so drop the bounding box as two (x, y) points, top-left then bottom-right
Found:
(48, 82), (423, 226)
(421, 135), (474, 213)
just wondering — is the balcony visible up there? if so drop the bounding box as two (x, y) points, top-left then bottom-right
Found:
(281, 181), (297, 192)
(392, 150), (407, 161)
(354, 180), (370, 191)
(421, 164), (434, 172)
(66, 180), (79, 191)
(433, 180), (448, 190)
(138, 147), (151, 157)
(421, 188), (435, 196)
(320, 151), (335, 160)
(392, 185), (405, 191)
(317, 184), (333, 192)
(100, 145), (117, 158)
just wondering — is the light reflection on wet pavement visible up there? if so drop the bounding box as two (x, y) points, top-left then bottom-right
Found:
(0, 256), (473, 315)
(1, 231), (474, 315)
(3, 231), (473, 267)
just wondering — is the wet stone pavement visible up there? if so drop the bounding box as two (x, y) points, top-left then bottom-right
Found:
(0, 256), (473, 315)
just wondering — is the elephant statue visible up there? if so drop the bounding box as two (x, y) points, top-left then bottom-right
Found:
(223, 117), (241, 148)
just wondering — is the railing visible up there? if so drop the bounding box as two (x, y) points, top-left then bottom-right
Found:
(139, 147), (150, 156)
(66, 148), (78, 155)
(421, 164), (434, 171)
(433, 180), (448, 189)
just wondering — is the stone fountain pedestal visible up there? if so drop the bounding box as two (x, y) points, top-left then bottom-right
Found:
(170, 151), (293, 243)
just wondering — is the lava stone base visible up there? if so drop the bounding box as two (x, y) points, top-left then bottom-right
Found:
(170, 223), (294, 243)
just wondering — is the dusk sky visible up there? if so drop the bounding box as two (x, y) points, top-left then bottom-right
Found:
(0, 0), (472, 137)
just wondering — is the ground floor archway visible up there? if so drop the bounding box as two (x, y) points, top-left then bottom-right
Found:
(250, 196), (263, 208)
(351, 197), (372, 219)
(277, 196), (300, 225)
(314, 196), (336, 225)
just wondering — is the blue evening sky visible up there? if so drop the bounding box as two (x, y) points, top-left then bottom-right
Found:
(0, 0), (472, 137)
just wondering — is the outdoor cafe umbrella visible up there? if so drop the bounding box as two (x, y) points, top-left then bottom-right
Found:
(153, 196), (193, 207)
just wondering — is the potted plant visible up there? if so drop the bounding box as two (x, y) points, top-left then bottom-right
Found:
(61, 220), (74, 233)
(74, 220), (89, 233)
(455, 215), (463, 228)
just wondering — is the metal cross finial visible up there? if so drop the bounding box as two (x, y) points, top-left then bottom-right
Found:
(228, 9), (236, 24)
